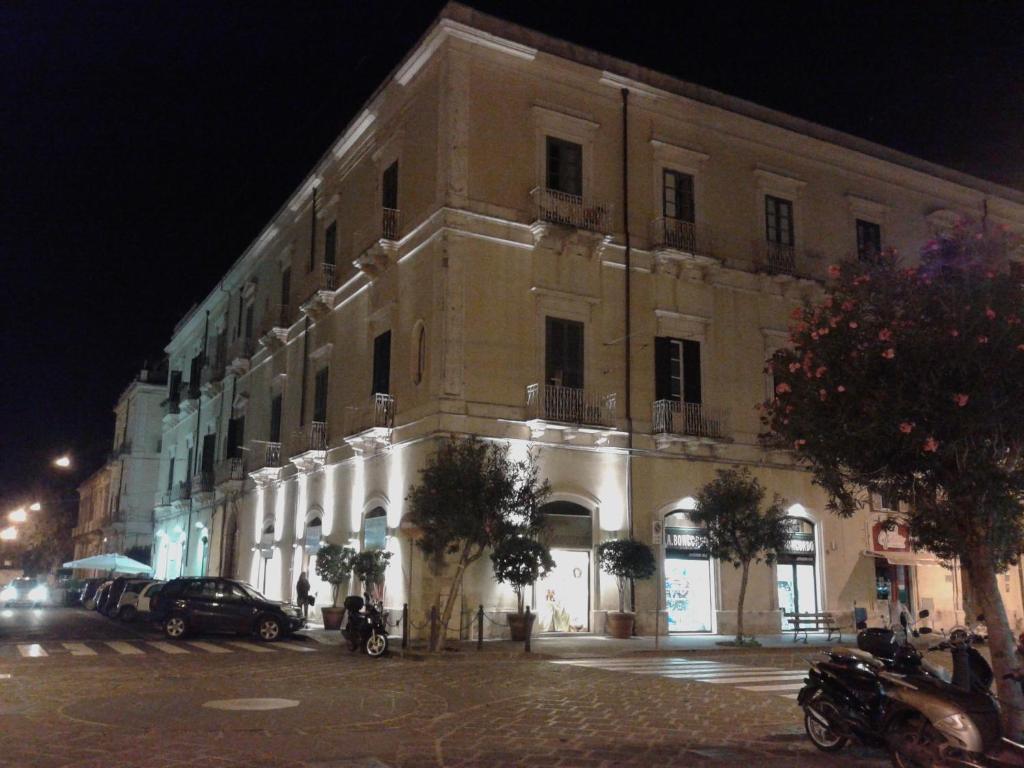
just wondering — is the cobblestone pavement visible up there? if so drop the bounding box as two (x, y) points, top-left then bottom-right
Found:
(0, 611), (890, 767)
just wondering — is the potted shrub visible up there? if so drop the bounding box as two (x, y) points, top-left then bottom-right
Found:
(352, 549), (392, 604)
(490, 536), (555, 641)
(315, 543), (355, 630)
(596, 538), (656, 639)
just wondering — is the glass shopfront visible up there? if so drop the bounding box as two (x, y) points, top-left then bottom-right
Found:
(535, 501), (593, 633)
(664, 512), (715, 633)
(776, 518), (818, 614)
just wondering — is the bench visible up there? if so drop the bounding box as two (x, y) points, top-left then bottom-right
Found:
(784, 611), (841, 643)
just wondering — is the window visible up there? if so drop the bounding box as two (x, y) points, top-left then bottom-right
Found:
(372, 331), (391, 395)
(269, 395), (282, 444)
(280, 267), (291, 309)
(226, 417), (244, 459)
(413, 323), (426, 385)
(324, 222), (337, 267)
(765, 195), (794, 246)
(188, 354), (203, 395)
(382, 161), (398, 210)
(662, 170), (695, 222)
(879, 490), (898, 511)
(185, 446), (193, 484)
(856, 219), (882, 263)
(168, 370), (182, 403)
(166, 453), (175, 492)
(654, 337), (701, 404)
(545, 137), (583, 196)
(235, 294), (243, 339)
(244, 304), (254, 341)
(201, 433), (216, 475)
(545, 317), (584, 389)
(313, 367), (329, 423)
(364, 507), (387, 551)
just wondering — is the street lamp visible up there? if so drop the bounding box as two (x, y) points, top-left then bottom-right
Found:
(8, 508), (27, 524)
(54, 455), (71, 469)
(29, 502), (41, 511)
(0, 527), (17, 541)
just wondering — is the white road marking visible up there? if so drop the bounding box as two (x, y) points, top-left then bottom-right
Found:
(781, 693), (801, 699)
(105, 641), (144, 655)
(275, 642), (317, 652)
(17, 644), (47, 658)
(0, 673), (12, 679)
(738, 682), (807, 692)
(62, 643), (97, 656)
(148, 641), (190, 655)
(224, 641), (276, 653)
(699, 673), (808, 684)
(186, 641), (232, 654)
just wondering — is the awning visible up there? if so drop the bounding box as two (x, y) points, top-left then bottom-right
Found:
(62, 554), (153, 574)
(861, 550), (947, 568)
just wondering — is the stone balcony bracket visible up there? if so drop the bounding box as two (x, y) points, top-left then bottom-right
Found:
(258, 328), (289, 351)
(289, 449), (326, 475)
(353, 239), (398, 280)
(299, 292), (335, 320)
(343, 427), (394, 457)
(248, 467), (281, 487)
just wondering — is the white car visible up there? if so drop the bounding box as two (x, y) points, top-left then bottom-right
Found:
(1, 578), (50, 607)
(117, 580), (164, 622)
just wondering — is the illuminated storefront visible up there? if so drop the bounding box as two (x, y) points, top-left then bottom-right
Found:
(535, 502), (592, 633)
(663, 511), (715, 633)
(776, 518), (818, 615)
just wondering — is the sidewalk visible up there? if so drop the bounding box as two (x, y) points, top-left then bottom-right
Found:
(296, 627), (841, 658)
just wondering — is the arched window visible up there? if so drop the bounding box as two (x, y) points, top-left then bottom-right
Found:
(777, 517), (818, 614)
(411, 321), (426, 385)
(305, 515), (323, 553)
(364, 507), (387, 551)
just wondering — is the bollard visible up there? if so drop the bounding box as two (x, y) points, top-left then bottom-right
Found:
(429, 605), (439, 651)
(402, 603), (409, 649)
(524, 606), (532, 653)
(477, 604), (484, 651)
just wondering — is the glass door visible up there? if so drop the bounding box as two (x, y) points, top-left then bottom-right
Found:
(534, 549), (590, 632)
(664, 555), (714, 632)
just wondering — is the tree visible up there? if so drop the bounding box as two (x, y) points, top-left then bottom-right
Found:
(352, 549), (392, 603)
(691, 468), (791, 645)
(406, 436), (550, 651)
(596, 538), (656, 612)
(490, 536), (555, 614)
(314, 543), (356, 607)
(763, 220), (1024, 731)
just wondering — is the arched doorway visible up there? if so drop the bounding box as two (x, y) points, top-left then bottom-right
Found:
(776, 516), (819, 614)
(301, 512), (326, 608)
(663, 509), (716, 633)
(535, 501), (592, 633)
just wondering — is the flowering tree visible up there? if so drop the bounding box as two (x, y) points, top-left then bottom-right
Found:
(763, 220), (1024, 731)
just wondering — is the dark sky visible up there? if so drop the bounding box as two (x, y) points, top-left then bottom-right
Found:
(2, 1), (1023, 501)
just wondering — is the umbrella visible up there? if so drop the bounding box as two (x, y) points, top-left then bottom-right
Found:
(62, 554), (153, 575)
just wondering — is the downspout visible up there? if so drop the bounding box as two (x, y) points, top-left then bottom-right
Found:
(185, 310), (210, 568)
(621, 88), (637, 617)
(217, 374), (237, 577)
(113, 393), (130, 542)
(300, 187), (317, 427)
(215, 280), (232, 576)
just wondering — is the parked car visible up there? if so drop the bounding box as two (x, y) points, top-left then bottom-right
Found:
(1, 577), (50, 607)
(115, 579), (161, 622)
(151, 577), (305, 641)
(93, 581), (114, 613)
(79, 578), (105, 608)
(104, 576), (149, 617)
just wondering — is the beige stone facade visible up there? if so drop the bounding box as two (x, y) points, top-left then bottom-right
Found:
(150, 4), (1024, 638)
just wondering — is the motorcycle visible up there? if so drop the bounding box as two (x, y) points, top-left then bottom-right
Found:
(340, 593), (389, 658)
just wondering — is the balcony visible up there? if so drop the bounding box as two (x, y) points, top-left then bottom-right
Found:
(652, 400), (730, 445)
(531, 187), (612, 234)
(289, 421), (328, 473)
(301, 265), (336, 318)
(191, 471), (215, 505)
(258, 304), (290, 350)
(758, 241), (798, 277)
(214, 457), (245, 491)
(344, 394), (396, 454)
(227, 337), (254, 375)
(200, 354), (226, 395)
(525, 383), (616, 440)
(354, 209), (402, 279)
(247, 441), (282, 486)
(168, 480), (191, 505)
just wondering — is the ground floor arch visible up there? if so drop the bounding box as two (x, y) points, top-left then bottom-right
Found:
(536, 500), (594, 633)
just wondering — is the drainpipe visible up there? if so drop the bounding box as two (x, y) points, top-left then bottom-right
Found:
(185, 310), (210, 568)
(300, 187), (317, 427)
(621, 87), (637, 619)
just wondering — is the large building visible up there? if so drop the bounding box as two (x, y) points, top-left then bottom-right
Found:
(148, 3), (1024, 638)
(74, 366), (167, 566)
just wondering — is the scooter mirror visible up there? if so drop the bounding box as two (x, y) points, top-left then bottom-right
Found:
(918, 609), (930, 619)
(856, 620), (868, 630)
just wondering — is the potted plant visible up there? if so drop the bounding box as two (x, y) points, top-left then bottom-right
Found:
(596, 538), (656, 639)
(315, 543), (355, 630)
(490, 536), (555, 640)
(351, 549), (392, 604)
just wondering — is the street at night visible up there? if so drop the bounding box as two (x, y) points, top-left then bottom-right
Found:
(0, 606), (892, 768)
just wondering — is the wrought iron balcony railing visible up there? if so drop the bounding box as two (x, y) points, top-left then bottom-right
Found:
(169, 480), (192, 503)
(530, 187), (612, 233)
(291, 421), (328, 456)
(650, 218), (712, 255)
(246, 441), (282, 473)
(381, 208), (400, 241)
(760, 241), (798, 276)
(214, 457), (244, 486)
(652, 400), (729, 440)
(526, 383), (616, 427)
(192, 471), (214, 495)
(345, 393), (396, 435)
(318, 263), (336, 292)
(259, 304), (290, 336)
(227, 337), (254, 362)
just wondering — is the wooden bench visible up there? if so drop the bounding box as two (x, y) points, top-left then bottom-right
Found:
(784, 611), (841, 643)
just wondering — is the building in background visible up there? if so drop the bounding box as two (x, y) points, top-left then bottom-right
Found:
(73, 365), (167, 567)
(148, 3), (1024, 636)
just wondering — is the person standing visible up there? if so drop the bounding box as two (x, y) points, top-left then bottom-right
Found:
(296, 571), (311, 618)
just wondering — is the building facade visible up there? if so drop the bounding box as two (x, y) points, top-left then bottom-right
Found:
(74, 367), (167, 565)
(148, 4), (1024, 637)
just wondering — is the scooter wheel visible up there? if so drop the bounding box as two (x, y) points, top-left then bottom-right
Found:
(804, 699), (848, 752)
(365, 632), (388, 657)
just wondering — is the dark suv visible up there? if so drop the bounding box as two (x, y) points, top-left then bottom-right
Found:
(151, 577), (305, 641)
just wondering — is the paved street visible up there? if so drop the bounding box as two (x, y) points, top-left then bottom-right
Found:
(0, 607), (890, 767)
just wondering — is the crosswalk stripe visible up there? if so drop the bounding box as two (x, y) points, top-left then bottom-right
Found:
(738, 682), (807, 692)
(62, 643), (97, 656)
(554, 659), (705, 667)
(276, 642), (317, 652)
(224, 641), (276, 653)
(148, 641), (190, 655)
(186, 641), (232, 654)
(106, 641), (144, 655)
(781, 693), (801, 699)
(17, 644), (47, 658)
(700, 674), (808, 684)
(655, 667), (772, 676)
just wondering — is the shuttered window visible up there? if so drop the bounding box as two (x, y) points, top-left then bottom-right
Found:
(372, 331), (391, 395)
(545, 317), (584, 389)
(765, 195), (794, 246)
(663, 170), (695, 222)
(324, 222), (337, 266)
(545, 137), (583, 196)
(269, 395), (282, 444)
(655, 337), (701, 404)
(313, 368), (329, 423)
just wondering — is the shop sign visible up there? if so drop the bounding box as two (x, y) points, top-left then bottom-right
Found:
(664, 527), (707, 553)
(783, 536), (815, 555)
(871, 519), (910, 552)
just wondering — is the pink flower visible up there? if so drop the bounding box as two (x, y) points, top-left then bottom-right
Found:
(950, 329), (960, 337)
(815, 366), (827, 378)
(923, 437), (939, 453)
(828, 265), (841, 279)
(819, 389), (827, 401)
(789, 362), (801, 373)
(790, 307), (803, 320)
(848, 321), (859, 329)
(842, 300), (855, 312)
(794, 439), (807, 448)
(775, 382), (791, 395)
(837, 385), (846, 393)
(882, 348), (896, 359)
(986, 308), (997, 320)
(953, 393), (969, 407)
(978, 336), (989, 345)
(899, 422), (914, 434)
(879, 329), (893, 342)
(1017, 345), (1024, 352)
(817, 327), (830, 336)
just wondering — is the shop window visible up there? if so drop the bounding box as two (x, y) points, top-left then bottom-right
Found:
(777, 517), (817, 614)
(364, 507), (387, 551)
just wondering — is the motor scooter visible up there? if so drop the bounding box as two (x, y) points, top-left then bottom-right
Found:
(340, 593), (389, 657)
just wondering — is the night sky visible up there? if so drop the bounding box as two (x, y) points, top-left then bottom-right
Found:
(2, 1), (1022, 502)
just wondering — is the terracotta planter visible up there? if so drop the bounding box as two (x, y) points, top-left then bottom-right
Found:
(606, 611), (635, 639)
(507, 611), (536, 641)
(321, 606), (345, 630)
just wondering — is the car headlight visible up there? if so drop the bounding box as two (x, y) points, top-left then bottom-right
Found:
(0, 587), (15, 601)
(28, 586), (48, 602)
